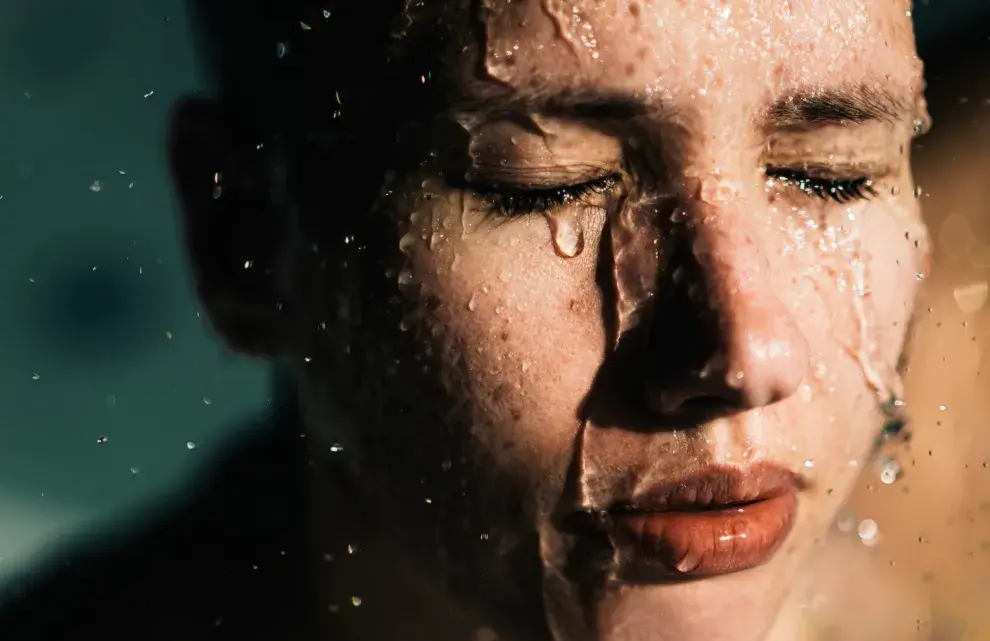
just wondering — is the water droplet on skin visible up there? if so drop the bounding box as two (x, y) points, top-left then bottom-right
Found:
(429, 231), (443, 251)
(498, 269), (512, 283)
(546, 210), (585, 258)
(399, 233), (417, 254)
(397, 269), (414, 288)
(803, 459), (814, 468)
(542, 0), (601, 61)
(467, 294), (478, 311)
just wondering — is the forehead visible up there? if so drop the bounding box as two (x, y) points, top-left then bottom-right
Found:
(447, 0), (921, 112)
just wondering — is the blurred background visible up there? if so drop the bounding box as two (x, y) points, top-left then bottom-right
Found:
(0, 0), (269, 578)
(0, 0), (988, 636)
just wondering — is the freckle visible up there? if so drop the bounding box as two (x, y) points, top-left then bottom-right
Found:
(511, 409), (523, 421)
(624, 63), (636, 77)
(628, 2), (640, 18)
(772, 61), (786, 83)
(500, 331), (510, 341)
(636, 47), (647, 61)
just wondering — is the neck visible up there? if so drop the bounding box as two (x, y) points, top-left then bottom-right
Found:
(301, 445), (486, 641)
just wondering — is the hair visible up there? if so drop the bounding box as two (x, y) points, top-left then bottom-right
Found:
(186, 0), (454, 142)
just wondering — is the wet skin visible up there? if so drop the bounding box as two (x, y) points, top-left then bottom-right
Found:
(170, 1), (931, 640)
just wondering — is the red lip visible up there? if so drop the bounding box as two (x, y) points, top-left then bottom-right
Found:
(603, 464), (799, 579)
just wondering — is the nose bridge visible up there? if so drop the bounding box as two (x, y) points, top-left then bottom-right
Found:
(685, 187), (809, 408)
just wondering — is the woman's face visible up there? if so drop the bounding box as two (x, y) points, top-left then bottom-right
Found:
(281, 0), (928, 639)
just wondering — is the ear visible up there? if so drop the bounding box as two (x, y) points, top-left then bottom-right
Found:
(167, 97), (284, 358)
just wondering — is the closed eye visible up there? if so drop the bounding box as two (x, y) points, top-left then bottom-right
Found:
(766, 166), (877, 203)
(470, 174), (620, 217)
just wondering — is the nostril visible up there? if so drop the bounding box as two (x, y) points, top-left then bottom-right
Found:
(677, 395), (737, 413)
(645, 385), (743, 417)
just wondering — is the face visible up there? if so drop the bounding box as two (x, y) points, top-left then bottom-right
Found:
(172, 1), (929, 639)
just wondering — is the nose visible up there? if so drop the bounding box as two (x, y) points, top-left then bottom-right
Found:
(644, 195), (809, 415)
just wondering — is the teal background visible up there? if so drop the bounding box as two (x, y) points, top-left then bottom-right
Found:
(0, 0), (985, 584)
(0, 0), (268, 581)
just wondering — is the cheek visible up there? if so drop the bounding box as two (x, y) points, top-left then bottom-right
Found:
(863, 204), (924, 358)
(402, 207), (607, 481)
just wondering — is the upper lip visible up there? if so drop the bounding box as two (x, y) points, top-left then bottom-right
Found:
(605, 463), (802, 514)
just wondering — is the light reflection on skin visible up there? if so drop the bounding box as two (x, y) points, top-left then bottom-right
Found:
(171, 0), (936, 639)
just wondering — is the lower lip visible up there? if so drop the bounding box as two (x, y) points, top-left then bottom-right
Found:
(608, 491), (797, 578)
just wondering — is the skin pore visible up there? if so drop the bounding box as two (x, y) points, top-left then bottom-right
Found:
(171, 1), (932, 640)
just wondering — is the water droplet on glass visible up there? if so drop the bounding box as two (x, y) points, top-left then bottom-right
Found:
(106, 394), (116, 407)
(186, 441), (197, 450)
(330, 442), (344, 453)
(276, 42), (288, 58)
(880, 458), (901, 485)
(836, 509), (856, 533)
(96, 436), (108, 444)
(89, 180), (102, 192)
(857, 518), (879, 544)
(203, 397), (212, 405)
(347, 543), (358, 554)
(953, 281), (988, 313)
(31, 373), (40, 380)
(130, 467), (140, 475)
(351, 596), (362, 607)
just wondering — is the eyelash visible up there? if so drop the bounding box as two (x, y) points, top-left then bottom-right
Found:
(476, 167), (874, 217)
(477, 175), (619, 217)
(765, 167), (877, 203)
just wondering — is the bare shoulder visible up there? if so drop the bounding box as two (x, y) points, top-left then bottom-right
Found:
(797, 533), (932, 641)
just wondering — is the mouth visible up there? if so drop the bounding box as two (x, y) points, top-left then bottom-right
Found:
(585, 464), (800, 581)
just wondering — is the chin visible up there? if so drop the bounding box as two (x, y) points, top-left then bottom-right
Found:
(539, 520), (811, 641)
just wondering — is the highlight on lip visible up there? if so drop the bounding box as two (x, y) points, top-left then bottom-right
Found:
(590, 465), (802, 580)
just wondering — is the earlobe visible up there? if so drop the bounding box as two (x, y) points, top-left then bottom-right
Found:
(167, 96), (285, 358)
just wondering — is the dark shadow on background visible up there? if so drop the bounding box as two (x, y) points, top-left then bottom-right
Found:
(24, 245), (167, 365)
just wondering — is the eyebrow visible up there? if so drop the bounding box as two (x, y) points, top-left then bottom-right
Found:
(761, 84), (915, 130)
(448, 82), (914, 131)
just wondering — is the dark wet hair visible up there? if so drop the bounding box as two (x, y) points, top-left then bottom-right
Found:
(187, 0), (449, 141)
